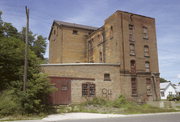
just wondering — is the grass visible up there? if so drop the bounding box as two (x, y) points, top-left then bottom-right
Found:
(55, 96), (179, 115)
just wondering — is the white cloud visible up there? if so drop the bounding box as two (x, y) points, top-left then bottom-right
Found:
(177, 74), (180, 79)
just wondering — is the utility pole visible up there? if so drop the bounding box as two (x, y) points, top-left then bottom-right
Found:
(23, 6), (29, 91)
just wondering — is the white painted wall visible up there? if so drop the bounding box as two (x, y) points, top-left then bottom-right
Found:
(161, 85), (176, 99)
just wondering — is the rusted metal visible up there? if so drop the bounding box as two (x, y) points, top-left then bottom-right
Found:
(49, 77), (71, 105)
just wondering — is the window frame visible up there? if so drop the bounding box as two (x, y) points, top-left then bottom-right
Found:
(104, 73), (111, 81)
(131, 77), (138, 97)
(82, 83), (96, 97)
(145, 61), (150, 72)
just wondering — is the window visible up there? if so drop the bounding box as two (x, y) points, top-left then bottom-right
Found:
(99, 51), (103, 62)
(146, 78), (152, 95)
(54, 29), (56, 35)
(146, 78), (151, 85)
(88, 39), (94, 63)
(144, 45), (150, 57)
(143, 26), (148, 39)
(72, 30), (78, 35)
(82, 83), (95, 97)
(104, 73), (111, 81)
(130, 60), (136, 73)
(161, 91), (165, 97)
(169, 92), (172, 95)
(110, 26), (113, 39)
(131, 78), (137, 96)
(129, 24), (134, 42)
(130, 44), (135, 56)
(145, 61), (150, 72)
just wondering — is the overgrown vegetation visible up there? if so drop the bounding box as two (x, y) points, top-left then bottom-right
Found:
(55, 96), (178, 114)
(0, 11), (55, 117)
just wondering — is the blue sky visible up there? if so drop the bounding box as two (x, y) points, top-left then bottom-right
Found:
(0, 0), (180, 83)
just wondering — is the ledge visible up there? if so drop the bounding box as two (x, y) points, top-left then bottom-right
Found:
(41, 63), (120, 66)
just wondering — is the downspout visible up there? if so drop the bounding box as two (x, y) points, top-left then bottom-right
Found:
(121, 13), (125, 73)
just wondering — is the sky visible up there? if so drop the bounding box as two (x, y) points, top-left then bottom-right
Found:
(0, 0), (180, 83)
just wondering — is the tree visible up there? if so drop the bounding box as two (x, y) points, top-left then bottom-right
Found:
(19, 27), (47, 60)
(160, 77), (170, 83)
(0, 12), (54, 115)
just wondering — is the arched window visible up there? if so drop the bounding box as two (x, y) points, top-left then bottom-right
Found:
(145, 61), (150, 72)
(130, 44), (135, 56)
(144, 45), (149, 57)
(130, 60), (136, 73)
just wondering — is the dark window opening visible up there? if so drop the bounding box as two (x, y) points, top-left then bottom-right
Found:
(131, 78), (137, 96)
(104, 73), (111, 81)
(110, 26), (113, 39)
(99, 51), (103, 62)
(73, 30), (78, 35)
(129, 24), (134, 41)
(130, 60), (136, 73)
(82, 83), (95, 97)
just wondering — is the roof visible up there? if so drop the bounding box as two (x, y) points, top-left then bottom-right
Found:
(48, 20), (98, 40)
(54, 20), (98, 30)
(175, 86), (180, 92)
(160, 82), (176, 90)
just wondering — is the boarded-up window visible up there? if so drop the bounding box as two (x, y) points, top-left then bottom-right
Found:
(146, 78), (152, 95)
(143, 26), (148, 39)
(131, 78), (137, 96)
(104, 73), (111, 81)
(82, 83), (95, 97)
(130, 44), (135, 56)
(145, 61), (150, 72)
(144, 45), (150, 57)
(130, 60), (136, 73)
(129, 24), (134, 42)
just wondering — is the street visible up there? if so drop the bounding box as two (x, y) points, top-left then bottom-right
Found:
(11, 112), (180, 122)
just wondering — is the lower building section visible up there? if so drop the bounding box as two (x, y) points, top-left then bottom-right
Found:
(41, 63), (160, 105)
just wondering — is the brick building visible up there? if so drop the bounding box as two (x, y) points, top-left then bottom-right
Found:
(41, 10), (160, 105)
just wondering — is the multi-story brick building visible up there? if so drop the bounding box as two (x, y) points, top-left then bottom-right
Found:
(41, 10), (160, 105)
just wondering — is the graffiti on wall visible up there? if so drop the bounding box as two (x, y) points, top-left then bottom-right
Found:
(101, 88), (112, 98)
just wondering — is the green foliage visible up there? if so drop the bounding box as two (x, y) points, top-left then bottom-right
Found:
(20, 73), (55, 114)
(160, 77), (170, 83)
(20, 27), (47, 60)
(0, 12), (53, 116)
(0, 90), (21, 116)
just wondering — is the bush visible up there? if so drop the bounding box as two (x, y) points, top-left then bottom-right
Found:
(19, 73), (56, 114)
(112, 95), (128, 108)
(0, 90), (21, 116)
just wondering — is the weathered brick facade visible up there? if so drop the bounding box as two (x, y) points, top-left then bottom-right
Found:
(42, 10), (160, 104)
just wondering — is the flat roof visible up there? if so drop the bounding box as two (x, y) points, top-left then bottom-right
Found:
(41, 63), (120, 66)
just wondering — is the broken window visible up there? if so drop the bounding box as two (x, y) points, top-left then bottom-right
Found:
(144, 45), (150, 57)
(82, 83), (95, 97)
(104, 73), (111, 81)
(72, 30), (78, 35)
(129, 24), (134, 42)
(143, 26), (148, 39)
(145, 61), (150, 72)
(130, 60), (136, 73)
(131, 78), (137, 96)
(130, 44), (135, 56)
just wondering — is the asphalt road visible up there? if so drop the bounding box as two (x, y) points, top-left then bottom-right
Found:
(10, 112), (180, 122)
